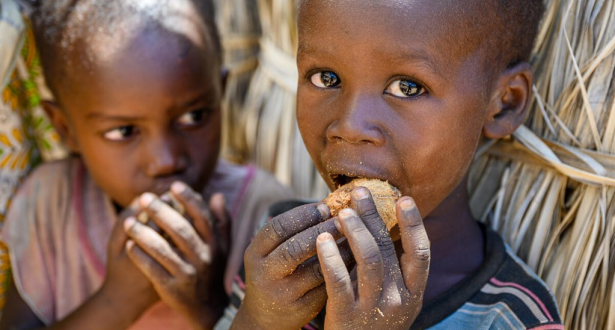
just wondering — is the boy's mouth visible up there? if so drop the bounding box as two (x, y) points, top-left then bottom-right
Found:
(330, 174), (363, 188)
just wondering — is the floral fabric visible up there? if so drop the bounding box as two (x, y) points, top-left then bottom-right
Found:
(0, 2), (67, 311)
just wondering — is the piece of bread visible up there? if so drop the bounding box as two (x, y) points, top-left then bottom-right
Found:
(324, 178), (401, 230)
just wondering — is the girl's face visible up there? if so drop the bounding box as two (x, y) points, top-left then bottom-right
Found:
(296, 0), (496, 217)
(51, 26), (223, 207)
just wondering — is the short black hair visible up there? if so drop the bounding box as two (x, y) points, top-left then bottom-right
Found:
(492, 0), (545, 67)
(30, 0), (221, 100)
(298, 0), (545, 72)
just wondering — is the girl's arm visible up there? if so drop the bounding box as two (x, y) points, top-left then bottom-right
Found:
(0, 266), (155, 330)
(0, 201), (159, 330)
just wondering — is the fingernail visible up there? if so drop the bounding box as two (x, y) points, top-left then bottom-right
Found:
(338, 208), (356, 220)
(124, 216), (137, 231)
(401, 197), (416, 211)
(352, 187), (369, 200)
(317, 204), (331, 219)
(140, 193), (155, 207)
(317, 232), (333, 243)
(333, 217), (342, 232)
(171, 181), (187, 194)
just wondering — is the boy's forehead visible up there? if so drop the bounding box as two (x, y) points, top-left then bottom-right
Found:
(298, 0), (491, 64)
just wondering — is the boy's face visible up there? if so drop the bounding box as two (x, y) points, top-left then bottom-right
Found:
(50, 27), (222, 208)
(297, 0), (496, 216)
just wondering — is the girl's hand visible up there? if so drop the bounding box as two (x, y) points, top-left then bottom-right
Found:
(123, 182), (230, 330)
(98, 201), (159, 323)
(231, 203), (353, 330)
(317, 188), (430, 330)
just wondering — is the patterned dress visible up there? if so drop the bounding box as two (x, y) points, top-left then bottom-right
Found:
(0, 0), (67, 311)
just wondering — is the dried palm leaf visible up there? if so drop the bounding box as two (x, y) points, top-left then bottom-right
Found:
(469, 0), (615, 328)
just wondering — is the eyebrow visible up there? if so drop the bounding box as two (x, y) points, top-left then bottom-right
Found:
(85, 113), (147, 122)
(299, 45), (446, 80)
(85, 92), (216, 122)
(178, 92), (214, 109)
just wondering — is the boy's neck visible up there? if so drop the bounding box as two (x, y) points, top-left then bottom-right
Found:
(419, 178), (485, 302)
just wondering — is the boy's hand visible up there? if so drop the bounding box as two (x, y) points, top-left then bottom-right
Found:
(317, 188), (430, 330)
(124, 182), (230, 330)
(98, 201), (159, 321)
(232, 203), (352, 330)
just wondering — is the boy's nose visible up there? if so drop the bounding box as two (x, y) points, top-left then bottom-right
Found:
(145, 135), (188, 177)
(326, 94), (386, 145)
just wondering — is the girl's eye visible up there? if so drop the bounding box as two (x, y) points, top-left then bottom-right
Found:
(103, 126), (136, 141)
(385, 79), (426, 98)
(178, 109), (207, 126)
(310, 71), (341, 88)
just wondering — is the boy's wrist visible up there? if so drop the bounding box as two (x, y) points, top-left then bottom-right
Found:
(185, 299), (227, 330)
(230, 305), (269, 330)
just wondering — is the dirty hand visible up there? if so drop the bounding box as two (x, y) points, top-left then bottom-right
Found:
(231, 203), (353, 330)
(98, 200), (159, 323)
(317, 187), (430, 330)
(124, 182), (230, 330)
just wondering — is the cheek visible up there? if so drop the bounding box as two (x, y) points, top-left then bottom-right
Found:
(297, 92), (328, 160)
(77, 137), (142, 206)
(185, 114), (222, 185)
(398, 100), (485, 214)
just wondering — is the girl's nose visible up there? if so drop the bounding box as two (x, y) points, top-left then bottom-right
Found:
(326, 94), (386, 146)
(145, 134), (187, 177)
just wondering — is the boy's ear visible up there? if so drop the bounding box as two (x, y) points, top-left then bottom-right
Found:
(41, 100), (80, 153)
(483, 62), (534, 139)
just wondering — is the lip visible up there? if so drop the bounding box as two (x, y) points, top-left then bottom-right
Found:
(325, 163), (398, 189)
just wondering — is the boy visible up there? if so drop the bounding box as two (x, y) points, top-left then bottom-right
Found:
(0, 0), (290, 329)
(218, 0), (564, 329)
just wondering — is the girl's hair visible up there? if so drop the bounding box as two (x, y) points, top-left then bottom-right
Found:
(30, 0), (221, 99)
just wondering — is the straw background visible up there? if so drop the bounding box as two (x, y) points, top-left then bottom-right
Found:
(218, 0), (615, 328)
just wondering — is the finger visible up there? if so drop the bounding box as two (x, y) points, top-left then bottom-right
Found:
(350, 187), (398, 265)
(140, 193), (210, 263)
(295, 284), (328, 319)
(291, 239), (355, 297)
(249, 203), (330, 257)
(170, 182), (215, 246)
(209, 193), (230, 255)
(108, 216), (130, 257)
(108, 200), (143, 257)
(126, 239), (171, 282)
(397, 197), (430, 302)
(338, 208), (383, 308)
(124, 217), (194, 277)
(316, 232), (354, 312)
(267, 217), (342, 276)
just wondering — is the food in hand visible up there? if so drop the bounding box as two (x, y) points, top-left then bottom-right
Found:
(324, 178), (401, 230)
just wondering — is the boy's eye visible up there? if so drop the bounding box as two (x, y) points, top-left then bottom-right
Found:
(103, 126), (137, 141)
(385, 79), (426, 98)
(178, 109), (207, 126)
(310, 71), (341, 88)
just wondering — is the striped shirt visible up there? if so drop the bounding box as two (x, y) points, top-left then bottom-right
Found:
(215, 201), (563, 330)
